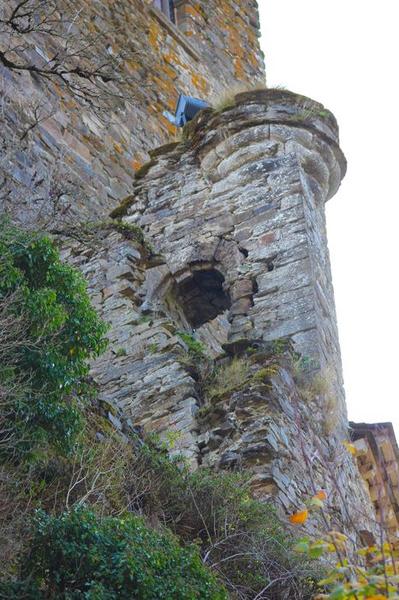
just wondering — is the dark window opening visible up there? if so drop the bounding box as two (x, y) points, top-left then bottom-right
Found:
(176, 269), (231, 328)
(153, 0), (176, 23)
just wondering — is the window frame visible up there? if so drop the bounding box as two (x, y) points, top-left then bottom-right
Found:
(153, 0), (176, 23)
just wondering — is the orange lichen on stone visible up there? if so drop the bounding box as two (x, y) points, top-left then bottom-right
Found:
(163, 51), (175, 65)
(233, 57), (246, 80)
(163, 50), (185, 69)
(148, 21), (160, 48)
(86, 21), (95, 33)
(132, 159), (143, 171)
(151, 75), (175, 95)
(227, 26), (244, 59)
(162, 63), (178, 80)
(2, 0), (265, 234)
(159, 113), (177, 135)
(166, 95), (177, 110)
(191, 73), (208, 94)
(248, 52), (259, 68)
(182, 4), (203, 20)
(125, 59), (141, 73)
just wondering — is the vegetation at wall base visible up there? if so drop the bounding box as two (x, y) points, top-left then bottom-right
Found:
(0, 435), (320, 599)
(126, 441), (321, 599)
(0, 507), (227, 599)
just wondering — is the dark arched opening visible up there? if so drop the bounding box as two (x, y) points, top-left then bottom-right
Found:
(176, 269), (231, 328)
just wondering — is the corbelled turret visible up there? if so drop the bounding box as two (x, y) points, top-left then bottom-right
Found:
(121, 88), (347, 429)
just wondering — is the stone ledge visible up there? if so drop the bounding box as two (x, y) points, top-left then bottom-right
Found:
(148, 7), (201, 62)
(182, 91), (347, 190)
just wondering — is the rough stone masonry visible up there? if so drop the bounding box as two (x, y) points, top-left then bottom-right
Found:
(2, 0), (380, 538)
(57, 89), (378, 538)
(120, 89), (347, 429)
(0, 0), (263, 225)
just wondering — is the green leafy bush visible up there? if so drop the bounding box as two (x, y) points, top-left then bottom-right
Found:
(0, 221), (108, 458)
(1, 507), (227, 599)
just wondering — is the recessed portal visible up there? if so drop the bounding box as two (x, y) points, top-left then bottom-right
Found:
(176, 269), (231, 328)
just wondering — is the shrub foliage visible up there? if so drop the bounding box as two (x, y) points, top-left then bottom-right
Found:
(1, 507), (227, 599)
(0, 221), (108, 458)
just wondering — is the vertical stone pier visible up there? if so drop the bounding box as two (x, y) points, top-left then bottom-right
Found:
(122, 89), (346, 407)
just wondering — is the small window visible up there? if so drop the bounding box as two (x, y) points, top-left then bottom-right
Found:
(175, 269), (231, 328)
(153, 0), (176, 23)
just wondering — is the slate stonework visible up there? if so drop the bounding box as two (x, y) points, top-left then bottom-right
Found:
(55, 88), (378, 536)
(58, 220), (376, 538)
(0, 0), (264, 226)
(2, 0), (380, 539)
(59, 228), (203, 466)
(120, 89), (347, 430)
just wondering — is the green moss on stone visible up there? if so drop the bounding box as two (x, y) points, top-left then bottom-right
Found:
(109, 195), (135, 219)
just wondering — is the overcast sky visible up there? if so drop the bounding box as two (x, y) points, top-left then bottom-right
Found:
(259, 1), (399, 434)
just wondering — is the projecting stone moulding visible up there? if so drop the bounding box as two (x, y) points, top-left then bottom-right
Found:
(118, 89), (347, 410)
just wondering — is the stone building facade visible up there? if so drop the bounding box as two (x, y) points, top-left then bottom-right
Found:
(0, 0), (263, 224)
(1, 0), (391, 538)
(351, 422), (399, 538)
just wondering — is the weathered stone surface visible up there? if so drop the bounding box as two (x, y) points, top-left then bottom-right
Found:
(59, 228), (202, 467)
(2, 1), (383, 543)
(58, 222), (377, 538)
(52, 91), (378, 540)
(1, 0), (264, 226)
(198, 358), (376, 537)
(122, 90), (347, 430)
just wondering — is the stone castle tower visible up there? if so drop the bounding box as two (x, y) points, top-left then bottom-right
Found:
(2, 0), (397, 536)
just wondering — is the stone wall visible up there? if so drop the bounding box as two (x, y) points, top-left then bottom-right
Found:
(0, 0), (264, 226)
(117, 89), (347, 428)
(1, 0), (382, 544)
(57, 223), (377, 540)
(198, 356), (377, 539)
(54, 89), (378, 539)
(59, 226), (203, 466)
